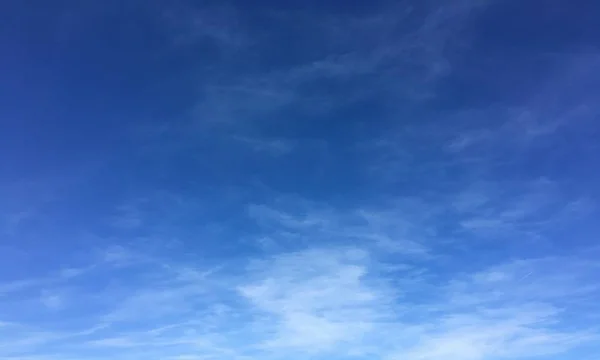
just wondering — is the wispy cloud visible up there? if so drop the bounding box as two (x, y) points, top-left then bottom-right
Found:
(40, 291), (64, 310)
(162, 2), (249, 52)
(230, 135), (296, 156)
(133, 0), (491, 157)
(246, 198), (431, 255)
(445, 54), (600, 155)
(5, 153), (595, 359)
(238, 247), (384, 353)
(393, 255), (600, 360)
(2, 211), (598, 359)
(3, 1), (600, 359)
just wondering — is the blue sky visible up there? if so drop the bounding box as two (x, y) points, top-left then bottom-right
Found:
(1, 0), (600, 359)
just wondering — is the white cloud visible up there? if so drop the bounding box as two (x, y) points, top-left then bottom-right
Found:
(444, 55), (600, 157)
(134, 0), (492, 157)
(0, 240), (598, 359)
(246, 199), (431, 255)
(390, 256), (600, 360)
(231, 135), (296, 156)
(2, 2), (600, 360)
(238, 247), (383, 352)
(162, 3), (249, 51)
(3, 179), (596, 360)
(41, 291), (63, 310)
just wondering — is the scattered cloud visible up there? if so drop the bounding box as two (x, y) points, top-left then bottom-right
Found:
(238, 247), (383, 353)
(246, 199), (431, 255)
(1, 199), (598, 359)
(231, 135), (296, 156)
(40, 291), (64, 310)
(0, 238), (600, 360)
(132, 0), (494, 157)
(162, 2), (250, 51)
(3, 1), (600, 360)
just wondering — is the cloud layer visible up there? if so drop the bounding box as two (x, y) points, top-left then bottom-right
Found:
(2, 0), (600, 360)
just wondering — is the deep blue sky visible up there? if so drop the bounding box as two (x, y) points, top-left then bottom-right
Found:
(1, 1), (600, 359)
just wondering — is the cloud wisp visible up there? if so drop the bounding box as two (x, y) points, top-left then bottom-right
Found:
(1, 187), (599, 360)
(1, 240), (598, 360)
(2, 1), (600, 360)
